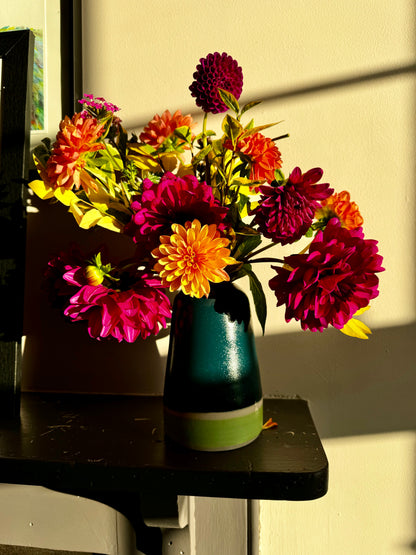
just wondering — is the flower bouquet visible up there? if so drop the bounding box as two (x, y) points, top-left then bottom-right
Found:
(29, 52), (384, 344)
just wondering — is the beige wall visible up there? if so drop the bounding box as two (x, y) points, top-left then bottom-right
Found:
(22, 1), (416, 553)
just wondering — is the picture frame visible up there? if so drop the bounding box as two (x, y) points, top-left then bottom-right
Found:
(0, 0), (83, 150)
(0, 29), (34, 417)
(0, 2), (82, 417)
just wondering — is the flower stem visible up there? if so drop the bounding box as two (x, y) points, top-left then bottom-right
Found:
(245, 242), (277, 260)
(248, 257), (285, 264)
(272, 133), (289, 142)
(202, 112), (208, 148)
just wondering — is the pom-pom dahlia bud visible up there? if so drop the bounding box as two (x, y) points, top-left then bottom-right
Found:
(189, 52), (243, 114)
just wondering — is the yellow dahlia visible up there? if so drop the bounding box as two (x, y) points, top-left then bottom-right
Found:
(151, 219), (237, 298)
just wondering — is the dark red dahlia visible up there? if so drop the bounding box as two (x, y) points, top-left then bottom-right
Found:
(125, 172), (228, 250)
(43, 245), (89, 308)
(189, 52), (243, 114)
(269, 218), (384, 332)
(251, 167), (333, 245)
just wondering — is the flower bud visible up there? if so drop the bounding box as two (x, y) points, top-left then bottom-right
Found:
(84, 265), (105, 285)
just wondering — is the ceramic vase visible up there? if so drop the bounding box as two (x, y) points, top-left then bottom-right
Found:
(163, 282), (263, 451)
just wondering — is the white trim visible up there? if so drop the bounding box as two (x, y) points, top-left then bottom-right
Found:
(189, 497), (248, 555)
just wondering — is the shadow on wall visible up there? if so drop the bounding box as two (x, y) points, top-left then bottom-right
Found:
(257, 322), (416, 439)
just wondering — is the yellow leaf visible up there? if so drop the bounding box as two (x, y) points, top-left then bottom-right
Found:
(68, 202), (123, 233)
(96, 216), (124, 233)
(340, 307), (372, 339)
(76, 208), (104, 229)
(28, 180), (55, 200)
(54, 187), (78, 206)
(68, 202), (87, 227)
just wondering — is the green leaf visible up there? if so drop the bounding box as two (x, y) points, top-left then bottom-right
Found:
(246, 265), (267, 334)
(232, 263), (267, 334)
(218, 88), (240, 114)
(240, 121), (282, 139)
(232, 233), (262, 260)
(222, 114), (243, 147)
(192, 144), (212, 165)
(174, 126), (192, 143)
(272, 168), (286, 185)
(194, 130), (216, 142)
(240, 100), (262, 117)
(244, 118), (254, 131)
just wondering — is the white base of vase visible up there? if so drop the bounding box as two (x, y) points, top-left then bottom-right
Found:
(164, 399), (263, 452)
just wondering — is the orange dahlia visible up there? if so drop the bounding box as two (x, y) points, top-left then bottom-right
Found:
(227, 132), (282, 184)
(43, 113), (106, 192)
(316, 191), (363, 230)
(151, 219), (237, 298)
(140, 109), (196, 150)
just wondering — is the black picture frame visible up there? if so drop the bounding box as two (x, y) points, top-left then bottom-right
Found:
(0, 3), (82, 418)
(60, 0), (83, 118)
(0, 29), (34, 418)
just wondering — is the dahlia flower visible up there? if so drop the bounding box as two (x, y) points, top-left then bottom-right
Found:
(64, 275), (171, 342)
(42, 113), (106, 192)
(140, 109), (195, 151)
(189, 52), (243, 114)
(227, 132), (282, 184)
(151, 219), (237, 298)
(126, 172), (228, 250)
(43, 246), (87, 307)
(252, 167), (333, 245)
(316, 190), (363, 230)
(269, 218), (384, 332)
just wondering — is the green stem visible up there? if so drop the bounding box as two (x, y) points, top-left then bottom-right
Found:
(248, 257), (285, 264)
(202, 112), (208, 148)
(202, 112), (212, 186)
(271, 133), (290, 142)
(245, 242), (277, 261)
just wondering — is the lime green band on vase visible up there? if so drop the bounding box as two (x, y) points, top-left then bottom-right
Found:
(164, 400), (263, 452)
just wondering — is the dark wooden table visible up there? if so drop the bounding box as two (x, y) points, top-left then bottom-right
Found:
(0, 393), (328, 553)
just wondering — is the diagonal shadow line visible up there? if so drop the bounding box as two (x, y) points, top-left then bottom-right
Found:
(125, 63), (416, 130)
(256, 62), (416, 104)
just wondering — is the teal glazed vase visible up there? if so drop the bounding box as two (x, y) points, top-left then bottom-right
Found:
(163, 282), (263, 451)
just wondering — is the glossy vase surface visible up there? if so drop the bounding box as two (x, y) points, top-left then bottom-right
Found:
(163, 282), (263, 451)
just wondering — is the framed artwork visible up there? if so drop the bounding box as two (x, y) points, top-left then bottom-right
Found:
(0, 29), (33, 417)
(0, 2), (82, 417)
(0, 0), (83, 149)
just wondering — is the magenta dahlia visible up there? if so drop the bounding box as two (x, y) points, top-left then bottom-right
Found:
(251, 167), (333, 245)
(64, 274), (171, 342)
(189, 52), (243, 114)
(126, 172), (228, 249)
(269, 218), (384, 332)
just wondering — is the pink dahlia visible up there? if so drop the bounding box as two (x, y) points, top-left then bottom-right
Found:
(189, 52), (243, 114)
(269, 218), (384, 332)
(64, 274), (171, 342)
(126, 172), (228, 249)
(252, 167), (333, 245)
